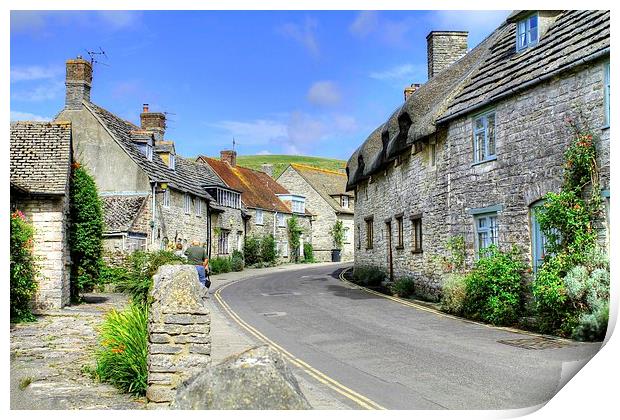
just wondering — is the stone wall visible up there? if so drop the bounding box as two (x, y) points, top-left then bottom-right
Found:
(210, 206), (245, 256)
(352, 60), (610, 299)
(147, 265), (211, 409)
(155, 189), (210, 250)
(14, 196), (71, 309)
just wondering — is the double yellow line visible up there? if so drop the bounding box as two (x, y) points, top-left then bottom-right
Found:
(213, 282), (386, 410)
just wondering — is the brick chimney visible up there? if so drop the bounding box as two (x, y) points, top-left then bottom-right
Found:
(65, 56), (92, 110)
(221, 150), (237, 167)
(426, 31), (468, 79)
(140, 104), (166, 141)
(261, 164), (274, 178)
(404, 83), (421, 101)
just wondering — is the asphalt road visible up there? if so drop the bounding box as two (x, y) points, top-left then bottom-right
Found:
(217, 263), (602, 410)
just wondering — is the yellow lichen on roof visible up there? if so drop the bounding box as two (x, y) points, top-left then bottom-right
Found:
(291, 163), (346, 177)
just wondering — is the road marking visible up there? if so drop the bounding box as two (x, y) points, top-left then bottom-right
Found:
(339, 267), (576, 343)
(214, 282), (386, 410)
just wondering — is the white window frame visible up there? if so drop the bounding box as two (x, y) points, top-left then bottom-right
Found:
(604, 61), (610, 127)
(169, 153), (176, 170)
(195, 198), (202, 216)
(516, 13), (539, 51)
(255, 209), (264, 225)
(341, 195), (349, 209)
(145, 143), (153, 161)
(474, 212), (499, 255)
(292, 200), (304, 213)
(184, 193), (191, 215)
(218, 230), (230, 255)
(277, 213), (286, 227)
(472, 111), (496, 163)
(163, 189), (170, 208)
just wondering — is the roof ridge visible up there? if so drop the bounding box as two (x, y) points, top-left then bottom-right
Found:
(291, 163), (346, 176)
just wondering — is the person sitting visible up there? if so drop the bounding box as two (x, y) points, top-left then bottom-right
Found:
(184, 240), (211, 289)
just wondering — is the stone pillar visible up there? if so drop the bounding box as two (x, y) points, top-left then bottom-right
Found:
(147, 265), (211, 409)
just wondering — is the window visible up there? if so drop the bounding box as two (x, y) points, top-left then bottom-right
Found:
(145, 143), (153, 161)
(277, 213), (286, 227)
(282, 241), (288, 257)
(195, 198), (202, 216)
(516, 13), (538, 51)
(292, 200), (304, 213)
(430, 142), (437, 167)
(169, 153), (176, 170)
(255, 209), (264, 225)
(395, 215), (404, 248)
(344, 227), (351, 244)
(474, 213), (499, 254)
(341, 195), (349, 209)
(184, 193), (191, 214)
(410, 215), (422, 253)
(472, 111), (496, 163)
(604, 62), (610, 127)
(218, 230), (230, 255)
(530, 201), (549, 271)
(163, 189), (170, 208)
(237, 231), (243, 251)
(365, 217), (374, 249)
(216, 188), (241, 209)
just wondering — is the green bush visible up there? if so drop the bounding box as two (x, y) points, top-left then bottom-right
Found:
(260, 234), (277, 264)
(69, 165), (104, 299)
(114, 250), (185, 304)
(390, 277), (416, 298)
(287, 216), (303, 262)
(440, 273), (468, 315)
(352, 265), (387, 287)
(573, 300), (609, 341)
(303, 242), (315, 263)
(231, 250), (245, 272)
(10, 210), (38, 322)
(244, 236), (261, 266)
(210, 256), (232, 274)
(99, 263), (131, 286)
(95, 303), (148, 396)
(462, 246), (525, 326)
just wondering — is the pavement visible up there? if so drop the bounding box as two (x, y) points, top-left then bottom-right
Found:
(216, 263), (604, 410)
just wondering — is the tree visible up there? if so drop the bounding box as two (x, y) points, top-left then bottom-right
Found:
(287, 215), (303, 263)
(329, 220), (346, 250)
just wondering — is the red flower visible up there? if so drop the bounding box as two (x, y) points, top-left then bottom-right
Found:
(11, 210), (26, 221)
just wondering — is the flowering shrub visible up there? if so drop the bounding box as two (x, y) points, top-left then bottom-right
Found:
(10, 210), (38, 322)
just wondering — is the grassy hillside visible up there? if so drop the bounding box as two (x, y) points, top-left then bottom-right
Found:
(233, 155), (346, 178)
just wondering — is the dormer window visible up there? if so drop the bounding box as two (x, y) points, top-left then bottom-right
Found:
(341, 195), (349, 209)
(169, 153), (176, 170)
(516, 13), (538, 51)
(145, 143), (153, 161)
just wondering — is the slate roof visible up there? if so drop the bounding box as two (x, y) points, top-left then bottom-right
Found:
(286, 164), (353, 215)
(346, 10), (610, 190)
(84, 102), (214, 201)
(101, 194), (148, 233)
(10, 121), (72, 195)
(197, 156), (295, 214)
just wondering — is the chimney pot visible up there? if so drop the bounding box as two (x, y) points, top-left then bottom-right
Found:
(426, 31), (468, 79)
(404, 83), (421, 101)
(221, 150), (237, 167)
(140, 105), (166, 141)
(143, 104), (149, 113)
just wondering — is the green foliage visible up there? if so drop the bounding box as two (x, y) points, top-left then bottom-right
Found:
(113, 250), (185, 304)
(352, 265), (387, 287)
(390, 277), (416, 298)
(231, 250), (245, 272)
(10, 210), (38, 322)
(232, 154), (346, 179)
(69, 165), (104, 299)
(210, 256), (232, 274)
(260, 234), (277, 264)
(94, 303), (148, 396)
(329, 220), (346, 250)
(462, 246), (525, 326)
(99, 263), (131, 286)
(440, 273), (468, 315)
(243, 236), (261, 266)
(573, 300), (609, 342)
(303, 242), (315, 263)
(441, 236), (467, 273)
(287, 216), (303, 262)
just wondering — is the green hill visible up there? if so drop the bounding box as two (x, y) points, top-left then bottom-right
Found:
(233, 155), (346, 178)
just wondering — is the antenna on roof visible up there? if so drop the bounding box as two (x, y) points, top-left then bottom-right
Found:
(232, 138), (236, 151)
(85, 47), (110, 67)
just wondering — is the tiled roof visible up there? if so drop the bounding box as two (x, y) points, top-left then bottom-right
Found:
(101, 194), (148, 232)
(287, 164), (353, 214)
(197, 156), (294, 213)
(10, 121), (72, 195)
(176, 157), (226, 188)
(84, 102), (214, 201)
(346, 10), (610, 190)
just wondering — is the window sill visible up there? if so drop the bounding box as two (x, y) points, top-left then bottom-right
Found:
(366, 247), (373, 250)
(395, 245), (404, 250)
(471, 156), (497, 167)
(255, 223), (264, 226)
(602, 124), (610, 131)
(411, 249), (423, 255)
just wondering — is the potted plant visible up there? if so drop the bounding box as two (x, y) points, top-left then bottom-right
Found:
(329, 220), (345, 262)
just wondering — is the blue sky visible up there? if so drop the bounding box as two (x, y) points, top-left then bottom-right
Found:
(10, 10), (510, 160)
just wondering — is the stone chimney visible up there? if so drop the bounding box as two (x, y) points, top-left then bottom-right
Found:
(140, 104), (166, 141)
(426, 31), (468, 79)
(261, 164), (274, 178)
(404, 83), (421, 101)
(65, 56), (92, 110)
(221, 150), (237, 167)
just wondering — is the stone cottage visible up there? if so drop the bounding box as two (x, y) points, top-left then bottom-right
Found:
(197, 152), (313, 262)
(277, 164), (354, 262)
(55, 57), (237, 254)
(346, 10), (610, 299)
(10, 121), (72, 309)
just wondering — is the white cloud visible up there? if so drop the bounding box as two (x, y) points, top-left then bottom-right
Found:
(208, 119), (287, 146)
(10, 10), (143, 35)
(431, 10), (511, 46)
(307, 81), (341, 107)
(10, 111), (52, 121)
(97, 11), (142, 30)
(349, 11), (416, 47)
(276, 17), (320, 57)
(349, 11), (379, 37)
(256, 150), (272, 155)
(11, 80), (65, 102)
(369, 63), (427, 85)
(11, 65), (63, 83)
